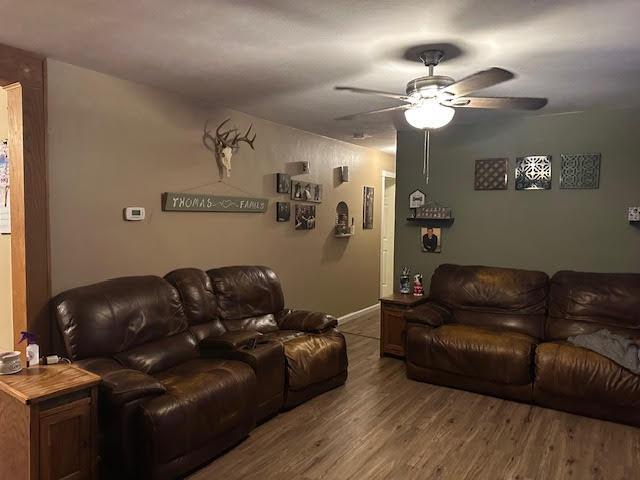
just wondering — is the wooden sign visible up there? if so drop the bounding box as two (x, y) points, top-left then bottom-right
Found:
(162, 192), (268, 213)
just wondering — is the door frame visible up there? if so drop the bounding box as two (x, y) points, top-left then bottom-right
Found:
(0, 44), (49, 353)
(379, 169), (396, 297)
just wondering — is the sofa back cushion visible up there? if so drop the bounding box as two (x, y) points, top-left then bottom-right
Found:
(429, 264), (549, 338)
(547, 271), (640, 340)
(53, 276), (189, 361)
(206, 266), (284, 332)
(164, 268), (227, 341)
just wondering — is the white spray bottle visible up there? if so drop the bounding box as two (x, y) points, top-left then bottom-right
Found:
(19, 331), (40, 367)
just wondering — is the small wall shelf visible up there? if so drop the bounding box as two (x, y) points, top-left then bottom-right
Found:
(334, 201), (354, 237)
(406, 217), (455, 227)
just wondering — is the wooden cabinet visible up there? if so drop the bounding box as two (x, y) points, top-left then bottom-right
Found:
(0, 365), (100, 480)
(380, 294), (429, 358)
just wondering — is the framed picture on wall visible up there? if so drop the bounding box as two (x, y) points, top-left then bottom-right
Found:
(363, 186), (374, 229)
(276, 202), (290, 222)
(291, 180), (322, 203)
(276, 173), (291, 193)
(421, 227), (442, 253)
(294, 204), (316, 230)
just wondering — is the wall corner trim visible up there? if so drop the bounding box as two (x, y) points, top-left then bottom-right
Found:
(338, 303), (380, 325)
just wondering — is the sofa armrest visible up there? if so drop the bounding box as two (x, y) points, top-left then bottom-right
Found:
(200, 331), (263, 350)
(277, 309), (338, 333)
(75, 357), (166, 407)
(404, 302), (452, 327)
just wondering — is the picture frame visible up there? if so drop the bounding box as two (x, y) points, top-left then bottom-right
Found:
(421, 227), (442, 253)
(276, 202), (290, 222)
(291, 180), (322, 203)
(409, 189), (426, 208)
(276, 173), (291, 193)
(363, 186), (374, 229)
(294, 204), (316, 230)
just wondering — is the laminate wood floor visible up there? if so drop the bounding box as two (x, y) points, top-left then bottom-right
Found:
(189, 314), (640, 480)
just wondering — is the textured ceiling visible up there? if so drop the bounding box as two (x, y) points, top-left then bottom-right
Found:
(1, 0), (639, 152)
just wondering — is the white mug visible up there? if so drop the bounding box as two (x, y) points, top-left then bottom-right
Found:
(0, 351), (22, 375)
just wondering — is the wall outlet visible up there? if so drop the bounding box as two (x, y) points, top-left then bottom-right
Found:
(629, 207), (640, 222)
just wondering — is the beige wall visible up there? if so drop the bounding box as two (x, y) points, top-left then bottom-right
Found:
(0, 88), (12, 350)
(47, 60), (394, 316)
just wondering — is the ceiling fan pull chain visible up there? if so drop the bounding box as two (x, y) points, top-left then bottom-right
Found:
(423, 129), (430, 185)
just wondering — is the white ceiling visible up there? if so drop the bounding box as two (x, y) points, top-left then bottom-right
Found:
(1, 0), (640, 152)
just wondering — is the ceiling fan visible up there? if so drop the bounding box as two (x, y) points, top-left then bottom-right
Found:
(335, 50), (548, 129)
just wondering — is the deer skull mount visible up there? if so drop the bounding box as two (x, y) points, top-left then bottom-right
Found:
(203, 118), (256, 179)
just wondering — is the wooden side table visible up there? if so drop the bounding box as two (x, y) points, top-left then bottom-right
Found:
(380, 293), (429, 358)
(0, 364), (101, 480)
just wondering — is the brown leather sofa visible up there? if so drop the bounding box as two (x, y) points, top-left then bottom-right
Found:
(534, 270), (640, 426)
(165, 266), (348, 412)
(405, 264), (640, 427)
(53, 266), (348, 480)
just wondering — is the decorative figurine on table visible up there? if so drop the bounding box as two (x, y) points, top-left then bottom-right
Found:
(413, 273), (424, 296)
(399, 266), (411, 294)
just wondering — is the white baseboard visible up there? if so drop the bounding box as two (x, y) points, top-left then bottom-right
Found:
(338, 303), (380, 325)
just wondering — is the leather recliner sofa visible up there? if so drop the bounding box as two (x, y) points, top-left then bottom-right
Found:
(405, 264), (640, 427)
(53, 266), (348, 480)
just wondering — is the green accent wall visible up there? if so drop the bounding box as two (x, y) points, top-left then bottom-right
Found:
(394, 109), (640, 291)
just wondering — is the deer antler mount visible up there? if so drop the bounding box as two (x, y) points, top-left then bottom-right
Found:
(203, 118), (256, 179)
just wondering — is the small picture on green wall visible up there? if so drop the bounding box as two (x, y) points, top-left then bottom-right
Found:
(421, 227), (441, 253)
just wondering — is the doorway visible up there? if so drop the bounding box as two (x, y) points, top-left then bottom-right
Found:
(0, 44), (49, 354)
(380, 170), (396, 297)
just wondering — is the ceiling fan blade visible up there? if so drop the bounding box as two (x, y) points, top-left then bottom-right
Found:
(335, 104), (412, 121)
(335, 86), (409, 101)
(442, 68), (515, 98)
(445, 96), (548, 110)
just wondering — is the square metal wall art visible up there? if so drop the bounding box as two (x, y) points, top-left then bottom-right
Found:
(560, 153), (601, 189)
(515, 155), (552, 190)
(474, 158), (508, 190)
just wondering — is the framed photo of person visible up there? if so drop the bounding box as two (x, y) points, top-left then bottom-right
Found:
(363, 186), (374, 229)
(294, 204), (316, 230)
(291, 180), (322, 203)
(276, 202), (290, 222)
(276, 173), (291, 193)
(421, 227), (441, 253)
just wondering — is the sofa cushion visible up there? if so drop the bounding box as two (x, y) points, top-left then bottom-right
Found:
(140, 358), (256, 464)
(164, 268), (227, 341)
(535, 342), (640, 408)
(222, 313), (279, 333)
(207, 266), (285, 321)
(547, 271), (640, 340)
(280, 333), (348, 391)
(428, 264), (548, 338)
(53, 275), (188, 360)
(264, 330), (306, 343)
(406, 324), (537, 385)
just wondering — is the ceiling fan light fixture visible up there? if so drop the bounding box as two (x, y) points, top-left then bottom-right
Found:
(404, 101), (455, 129)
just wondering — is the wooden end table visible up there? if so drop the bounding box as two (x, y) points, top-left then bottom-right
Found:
(0, 363), (101, 480)
(380, 293), (429, 358)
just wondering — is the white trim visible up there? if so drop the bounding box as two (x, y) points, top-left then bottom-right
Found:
(380, 170), (396, 297)
(338, 303), (380, 325)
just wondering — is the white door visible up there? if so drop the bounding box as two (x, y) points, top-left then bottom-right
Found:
(380, 173), (396, 297)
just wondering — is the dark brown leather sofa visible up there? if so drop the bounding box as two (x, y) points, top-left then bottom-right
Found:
(53, 266), (348, 480)
(534, 271), (640, 426)
(165, 266), (348, 412)
(405, 264), (640, 426)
